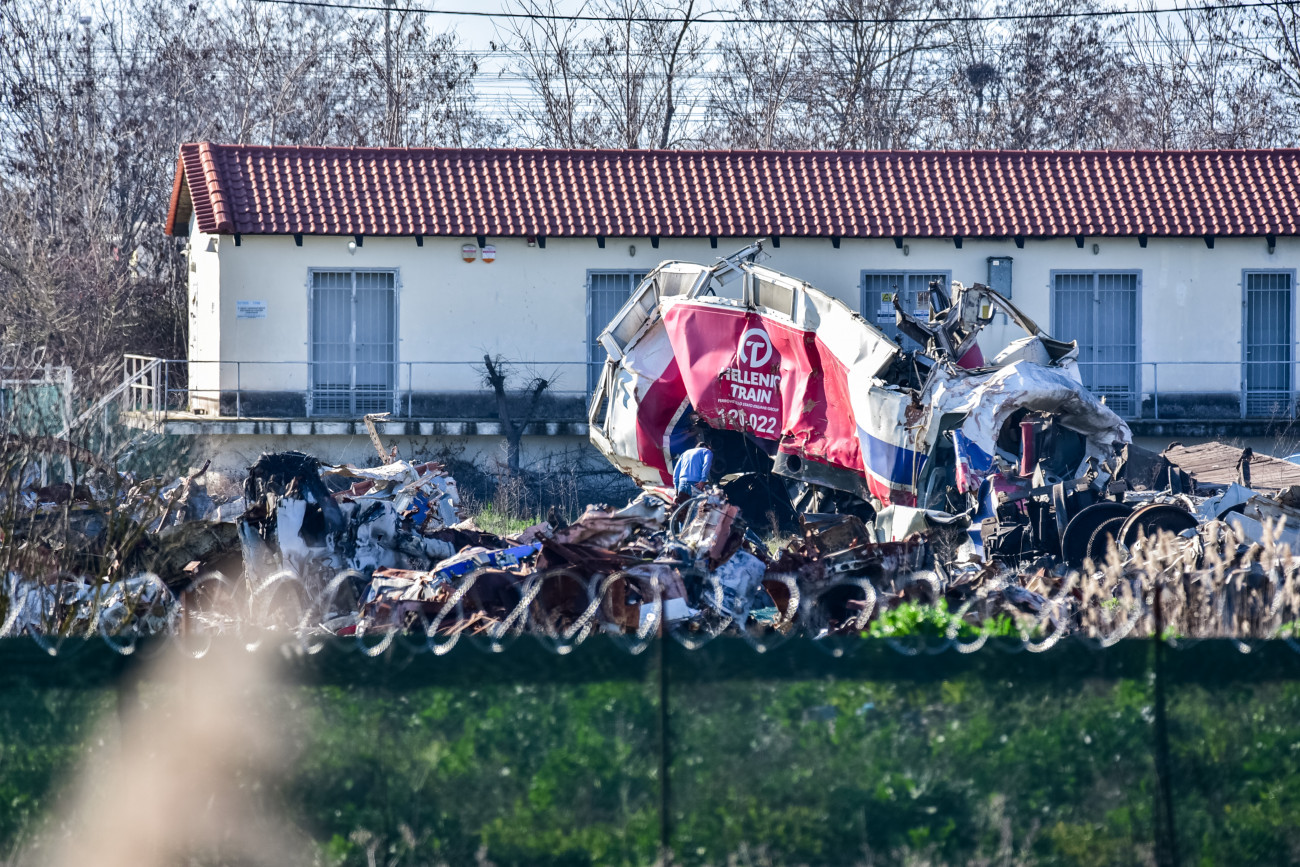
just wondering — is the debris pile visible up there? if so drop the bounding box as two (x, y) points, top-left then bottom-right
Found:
(7, 439), (1300, 646)
(9, 246), (1300, 646)
(0, 456), (240, 643)
(238, 451), (463, 584)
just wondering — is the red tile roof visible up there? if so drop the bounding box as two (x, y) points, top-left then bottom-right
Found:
(166, 142), (1300, 239)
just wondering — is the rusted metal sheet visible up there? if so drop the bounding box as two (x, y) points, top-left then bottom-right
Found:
(1164, 442), (1300, 492)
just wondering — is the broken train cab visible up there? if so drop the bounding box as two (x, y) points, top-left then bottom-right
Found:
(588, 244), (1131, 550)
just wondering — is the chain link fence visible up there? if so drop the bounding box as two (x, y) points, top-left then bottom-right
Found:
(2, 636), (1299, 866)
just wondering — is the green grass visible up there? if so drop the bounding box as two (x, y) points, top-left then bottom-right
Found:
(866, 601), (1022, 640)
(471, 506), (543, 538)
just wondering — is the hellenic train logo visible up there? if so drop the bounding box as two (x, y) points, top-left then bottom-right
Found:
(738, 328), (773, 368)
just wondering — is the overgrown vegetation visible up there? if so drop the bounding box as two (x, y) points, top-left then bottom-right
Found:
(470, 505), (543, 538)
(424, 441), (638, 526)
(3, 640), (1300, 865)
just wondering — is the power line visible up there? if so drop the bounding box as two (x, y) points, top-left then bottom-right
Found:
(246, 0), (1300, 25)
(58, 26), (1285, 58)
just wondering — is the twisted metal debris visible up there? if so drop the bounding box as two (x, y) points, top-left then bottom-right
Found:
(9, 457), (1300, 660)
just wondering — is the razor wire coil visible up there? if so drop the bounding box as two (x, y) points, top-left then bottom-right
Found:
(10, 550), (1300, 658)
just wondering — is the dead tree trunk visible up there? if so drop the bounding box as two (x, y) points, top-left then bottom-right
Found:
(482, 354), (550, 474)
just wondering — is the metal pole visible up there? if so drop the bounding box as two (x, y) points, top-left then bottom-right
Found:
(658, 637), (671, 866)
(80, 17), (93, 141)
(1241, 359), (1247, 419)
(1152, 584), (1180, 867)
(236, 362), (242, 419)
(62, 366), (73, 434)
(1153, 363), (1159, 420)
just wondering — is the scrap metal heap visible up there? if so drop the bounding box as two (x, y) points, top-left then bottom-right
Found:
(10, 441), (1300, 645)
(8, 245), (1300, 643)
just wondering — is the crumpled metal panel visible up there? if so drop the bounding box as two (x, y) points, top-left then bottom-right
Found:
(590, 249), (1132, 507)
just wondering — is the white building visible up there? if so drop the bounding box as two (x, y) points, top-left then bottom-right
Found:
(138, 144), (1300, 471)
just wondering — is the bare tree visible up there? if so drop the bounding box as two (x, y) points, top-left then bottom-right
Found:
(501, 0), (707, 147)
(709, 0), (957, 149)
(705, 0), (821, 148)
(1123, 3), (1284, 148)
(499, 0), (595, 147)
(584, 0), (706, 147)
(204, 1), (337, 144)
(0, 0), (495, 389)
(331, 8), (502, 147)
(481, 355), (552, 475)
(0, 0), (204, 383)
(800, 0), (956, 149)
(1230, 0), (1300, 137)
(938, 0), (1127, 149)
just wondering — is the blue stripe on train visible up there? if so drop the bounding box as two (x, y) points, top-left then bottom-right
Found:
(860, 429), (927, 487)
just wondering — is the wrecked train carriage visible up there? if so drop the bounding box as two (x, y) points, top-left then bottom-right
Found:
(588, 245), (1131, 511)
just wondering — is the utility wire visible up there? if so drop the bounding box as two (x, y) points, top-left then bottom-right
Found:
(246, 0), (1300, 25)
(57, 28), (1289, 57)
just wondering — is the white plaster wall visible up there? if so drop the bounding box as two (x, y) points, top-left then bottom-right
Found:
(186, 219), (223, 413)
(204, 232), (1299, 400)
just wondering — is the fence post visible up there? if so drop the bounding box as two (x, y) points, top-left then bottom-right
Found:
(1152, 584), (1180, 867)
(1153, 363), (1159, 420)
(152, 359), (161, 419)
(1240, 360), (1247, 419)
(657, 637), (671, 866)
(236, 362), (242, 418)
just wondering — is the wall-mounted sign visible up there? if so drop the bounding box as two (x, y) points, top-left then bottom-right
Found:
(481, 244), (496, 263)
(877, 293), (893, 321)
(236, 300), (267, 319)
(461, 244), (478, 262)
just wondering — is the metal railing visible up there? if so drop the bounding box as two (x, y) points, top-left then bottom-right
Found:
(1072, 359), (1299, 421)
(120, 355), (1300, 422)
(120, 356), (600, 420)
(122, 355), (164, 420)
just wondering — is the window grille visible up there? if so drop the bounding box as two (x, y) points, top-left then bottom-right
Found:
(310, 269), (397, 417)
(1052, 271), (1140, 418)
(587, 270), (649, 392)
(860, 271), (952, 351)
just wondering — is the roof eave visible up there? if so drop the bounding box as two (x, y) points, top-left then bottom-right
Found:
(165, 156), (191, 237)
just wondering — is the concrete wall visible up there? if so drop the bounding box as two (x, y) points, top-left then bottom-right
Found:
(196, 231), (1299, 410)
(181, 431), (1300, 478)
(191, 431), (593, 478)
